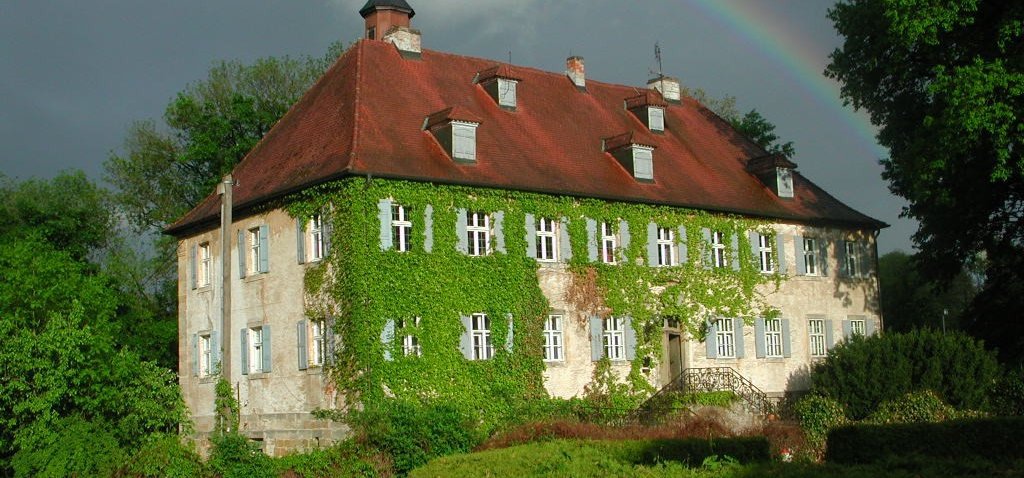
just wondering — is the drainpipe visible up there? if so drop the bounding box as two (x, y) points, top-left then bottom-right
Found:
(218, 174), (234, 379)
(872, 228), (883, 334)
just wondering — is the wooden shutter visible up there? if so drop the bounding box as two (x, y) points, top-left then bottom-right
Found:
(456, 209), (468, 254)
(378, 199), (393, 251)
(618, 220), (630, 263)
(842, 320), (852, 339)
(423, 205), (434, 253)
(819, 240), (830, 276)
(459, 315), (473, 359)
(296, 320), (308, 370)
(589, 316), (604, 361)
(866, 318), (877, 336)
(237, 230), (246, 278)
(782, 318), (792, 358)
(525, 214), (536, 259)
(505, 313), (514, 352)
(189, 244), (198, 290)
(586, 219), (598, 262)
(261, 325), (272, 373)
(559, 217), (572, 261)
(325, 317), (337, 365)
(825, 319), (835, 350)
(838, 240), (849, 277)
(776, 234), (787, 274)
(257, 225), (269, 273)
(240, 329), (249, 375)
(211, 330), (220, 371)
(733, 318), (745, 358)
(624, 317), (637, 361)
(794, 236), (806, 275)
(647, 222), (659, 267)
(701, 228), (712, 268)
(494, 211), (506, 254)
(754, 318), (766, 358)
(705, 320), (718, 359)
(296, 219), (306, 264)
(191, 334), (199, 376)
(748, 231), (760, 267)
(730, 234), (740, 270)
(381, 319), (395, 361)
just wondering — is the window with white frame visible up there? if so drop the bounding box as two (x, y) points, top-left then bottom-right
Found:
(309, 215), (324, 261)
(649, 107), (665, 132)
(248, 228), (262, 274)
(758, 234), (774, 273)
(543, 314), (564, 362)
(715, 318), (735, 358)
(712, 231), (727, 268)
(400, 317), (422, 357)
(845, 241), (861, 277)
(497, 78), (517, 108)
(600, 222), (617, 264)
(764, 318), (783, 357)
(392, 205), (412, 253)
(808, 319), (826, 357)
(471, 313), (493, 360)
(199, 334), (212, 376)
(536, 217), (557, 262)
(603, 317), (625, 360)
(452, 122), (478, 162)
(248, 327), (265, 374)
(198, 242), (211, 287)
(467, 212), (491, 257)
(657, 227), (676, 266)
(803, 237), (819, 276)
(850, 319), (866, 337)
(310, 319), (326, 367)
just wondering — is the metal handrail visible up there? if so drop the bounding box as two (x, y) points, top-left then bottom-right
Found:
(633, 367), (777, 423)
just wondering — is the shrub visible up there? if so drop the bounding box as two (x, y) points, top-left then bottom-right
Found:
(272, 441), (379, 478)
(357, 400), (481, 475)
(810, 329), (999, 419)
(11, 416), (126, 478)
(207, 432), (275, 478)
(476, 415), (735, 451)
(792, 395), (846, 450)
(825, 417), (1024, 464)
(866, 390), (956, 424)
(116, 434), (206, 478)
(991, 366), (1024, 416)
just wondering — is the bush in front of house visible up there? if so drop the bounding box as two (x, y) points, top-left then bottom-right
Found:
(991, 366), (1024, 416)
(825, 417), (1024, 465)
(356, 400), (482, 476)
(206, 432), (275, 478)
(115, 433), (207, 478)
(11, 416), (126, 478)
(810, 329), (999, 420)
(865, 390), (958, 424)
(792, 395), (847, 451)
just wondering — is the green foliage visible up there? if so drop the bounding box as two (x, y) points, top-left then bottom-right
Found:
(11, 416), (125, 478)
(793, 395), (847, 450)
(356, 400), (482, 475)
(118, 434), (207, 478)
(991, 366), (1024, 416)
(215, 378), (240, 434)
(730, 109), (796, 159)
(866, 390), (957, 424)
(809, 329), (999, 419)
(825, 417), (1024, 465)
(676, 391), (739, 408)
(207, 432), (275, 478)
(878, 251), (979, 332)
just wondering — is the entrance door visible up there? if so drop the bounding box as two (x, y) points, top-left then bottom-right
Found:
(668, 333), (683, 380)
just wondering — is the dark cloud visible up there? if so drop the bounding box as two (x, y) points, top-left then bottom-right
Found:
(0, 0), (914, 252)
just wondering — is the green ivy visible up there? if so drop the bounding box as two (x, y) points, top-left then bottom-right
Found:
(286, 178), (784, 428)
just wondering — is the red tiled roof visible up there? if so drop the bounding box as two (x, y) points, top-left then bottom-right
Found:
(167, 40), (886, 236)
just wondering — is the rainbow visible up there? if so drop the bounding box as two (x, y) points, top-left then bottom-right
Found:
(689, 0), (886, 158)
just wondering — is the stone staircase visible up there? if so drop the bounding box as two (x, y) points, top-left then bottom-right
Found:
(632, 367), (778, 424)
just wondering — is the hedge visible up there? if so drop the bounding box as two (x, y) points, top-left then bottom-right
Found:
(825, 417), (1024, 464)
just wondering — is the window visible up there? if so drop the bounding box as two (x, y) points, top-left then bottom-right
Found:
(536, 217), (557, 262)
(471, 313), (493, 360)
(452, 122), (478, 162)
(600, 222), (617, 264)
(712, 231), (727, 268)
(309, 215), (324, 261)
(657, 227), (676, 266)
(249, 228), (262, 274)
(850, 319), (866, 337)
(715, 318), (735, 358)
(758, 234), (774, 273)
(603, 317), (625, 360)
(497, 78), (517, 108)
(845, 241), (861, 277)
(543, 314), (564, 362)
(466, 212), (491, 256)
(808, 319), (826, 357)
(199, 334), (212, 376)
(310, 319), (326, 367)
(392, 205), (412, 252)
(248, 327), (265, 374)
(633, 147), (654, 181)
(803, 237), (819, 276)
(764, 319), (783, 357)
(400, 317), (422, 357)
(198, 242), (211, 287)
(649, 107), (665, 132)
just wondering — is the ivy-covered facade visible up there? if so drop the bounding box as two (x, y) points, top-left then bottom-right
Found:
(168, 1), (885, 456)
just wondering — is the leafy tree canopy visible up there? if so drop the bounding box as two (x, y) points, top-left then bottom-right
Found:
(731, 109), (796, 159)
(878, 250), (979, 332)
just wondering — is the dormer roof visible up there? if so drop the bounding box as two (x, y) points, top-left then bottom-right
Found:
(359, 0), (415, 18)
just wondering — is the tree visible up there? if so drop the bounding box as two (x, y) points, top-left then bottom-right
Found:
(827, 1), (1024, 362)
(878, 250), (978, 332)
(731, 109), (796, 158)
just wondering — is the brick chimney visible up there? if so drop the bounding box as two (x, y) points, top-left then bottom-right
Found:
(647, 75), (681, 104)
(360, 0), (415, 40)
(566, 56), (586, 91)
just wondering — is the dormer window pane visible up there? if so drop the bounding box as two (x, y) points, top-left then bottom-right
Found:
(452, 122), (477, 161)
(649, 107), (665, 132)
(777, 168), (794, 198)
(497, 78), (517, 108)
(634, 147), (654, 181)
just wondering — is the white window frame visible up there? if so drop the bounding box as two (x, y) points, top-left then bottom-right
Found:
(632, 146), (654, 181)
(715, 318), (735, 358)
(198, 242), (211, 287)
(536, 217), (557, 262)
(309, 215), (324, 262)
(199, 334), (212, 377)
(497, 78), (517, 108)
(657, 226), (676, 267)
(758, 234), (774, 274)
(764, 318), (783, 358)
(310, 319), (326, 367)
(543, 314), (564, 362)
(400, 317), (422, 357)
(850, 319), (866, 337)
(452, 121), (478, 162)
(471, 313), (493, 360)
(803, 237), (819, 276)
(808, 318), (826, 357)
(248, 228), (262, 275)
(248, 327), (265, 374)
(467, 212), (491, 257)
(603, 317), (625, 360)
(846, 241), (861, 277)
(712, 231), (727, 268)
(392, 205), (412, 253)
(600, 221), (617, 265)
(649, 107), (665, 132)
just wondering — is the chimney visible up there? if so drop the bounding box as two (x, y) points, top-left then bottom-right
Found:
(647, 75), (681, 104)
(360, 1), (415, 40)
(566, 56), (586, 91)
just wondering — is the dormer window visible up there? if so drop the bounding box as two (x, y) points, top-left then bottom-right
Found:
(475, 65), (522, 111)
(604, 132), (656, 182)
(632, 146), (654, 181)
(777, 168), (794, 198)
(452, 121), (478, 162)
(424, 107), (482, 164)
(496, 78), (517, 108)
(625, 93), (668, 133)
(746, 154), (798, 199)
(648, 107), (665, 132)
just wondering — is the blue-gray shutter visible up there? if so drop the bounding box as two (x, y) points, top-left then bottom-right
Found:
(866, 318), (877, 336)
(730, 233), (740, 270)
(381, 319), (395, 361)
(456, 209), (468, 253)
(322, 215), (333, 256)
(258, 225), (270, 273)
(647, 222), (659, 267)
(586, 219), (598, 262)
(754, 318), (766, 358)
(190, 244), (198, 289)
(748, 231), (759, 268)
(842, 320), (852, 339)
(794, 236), (807, 275)
(377, 199), (392, 251)
(261, 325), (272, 373)
(776, 234), (787, 274)
(191, 334), (199, 376)
(589, 316), (603, 361)
(733, 318), (745, 358)
(819, 240), (830, 276)
(825, 319), (835, 349)
(297, 320), (308, 370)
(423, 205), (434, 252)
(459, 315), (473, 359)
(505, 313), (514, 352)
(494, 211), (506, 254)
(240, 328), (249, 375)
(237, 230), (246, 278)
(706, 320), (718, 358)
(782, 318), (792, 358)
(296, 218), (306, 264)
(559, 218), (572, 261)
(325, 317), (336, 365)
(678, 226), (688, 263)
(701, 228), (712, 268)
(624, 317), (637, 360)
(211, 330), (220, 371)
(838, 240), (849, 277)
(525, 213), (537, 259)
(618, 220), (631, 263)
(860, 243), (872, 277)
